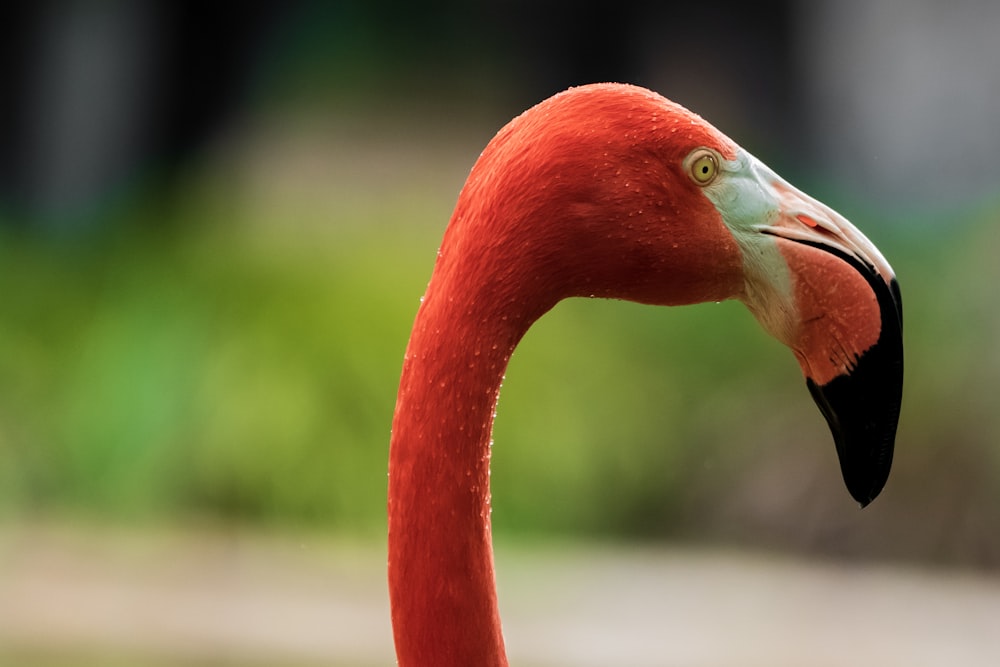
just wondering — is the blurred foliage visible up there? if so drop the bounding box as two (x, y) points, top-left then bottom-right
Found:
(0, 216), (420, 536)
(0, 124), (998, 568)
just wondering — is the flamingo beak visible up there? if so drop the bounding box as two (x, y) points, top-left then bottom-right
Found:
(756, 169), (903, 507)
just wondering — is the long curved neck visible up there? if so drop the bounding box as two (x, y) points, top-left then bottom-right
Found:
(388, 247), (542, 665)
(386, 84), (745, 664)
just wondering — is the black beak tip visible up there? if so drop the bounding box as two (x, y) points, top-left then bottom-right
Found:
(847, 472), (885, 509)
(808, 369), (899, 508)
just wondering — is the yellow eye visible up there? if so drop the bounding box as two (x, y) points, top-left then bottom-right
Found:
(687, 149), (719, 185)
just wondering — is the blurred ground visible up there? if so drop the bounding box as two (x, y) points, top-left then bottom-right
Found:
(2, 522), (999, 667)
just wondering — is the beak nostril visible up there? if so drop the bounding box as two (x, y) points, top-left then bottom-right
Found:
(796, 214), (818, 228)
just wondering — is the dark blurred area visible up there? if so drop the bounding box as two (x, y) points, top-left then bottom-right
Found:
(0, 2), (286, 230)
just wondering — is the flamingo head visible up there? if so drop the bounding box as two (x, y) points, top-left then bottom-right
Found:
(448, 83), (903, 506)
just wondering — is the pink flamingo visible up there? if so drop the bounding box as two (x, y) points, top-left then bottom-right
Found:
(388, 83), (903, 666)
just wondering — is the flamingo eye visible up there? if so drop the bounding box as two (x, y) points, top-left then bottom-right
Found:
(686, 149), (719, 186)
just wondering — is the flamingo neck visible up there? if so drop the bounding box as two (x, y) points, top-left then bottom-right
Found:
(388, 257), (541, 666)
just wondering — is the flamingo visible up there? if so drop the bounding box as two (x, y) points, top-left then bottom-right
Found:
(387, 83), (903, 666)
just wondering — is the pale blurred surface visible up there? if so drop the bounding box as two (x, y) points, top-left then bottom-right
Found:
(2, 522), (999, 667)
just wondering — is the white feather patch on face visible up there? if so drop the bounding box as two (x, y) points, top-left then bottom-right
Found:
(697, 148), (799, 346)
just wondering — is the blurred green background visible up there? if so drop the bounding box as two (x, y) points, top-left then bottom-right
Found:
(1, 0), (999, 572)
